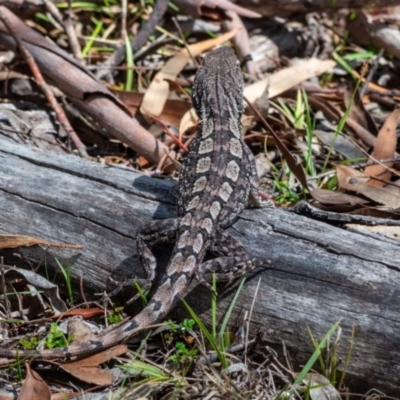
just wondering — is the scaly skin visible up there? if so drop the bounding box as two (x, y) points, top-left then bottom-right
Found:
(0, 47), (260, 360)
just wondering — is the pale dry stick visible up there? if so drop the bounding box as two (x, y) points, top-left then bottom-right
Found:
(152, 115), (189, 152)
(120, 0), (129, 84)
(244, 276), (262, 366)
(121, 0), (127, 41)
(363, 174), (400, 187)
(347, 134), (400, 180)
(306, 156), (400, 182)
(179, 0), (261, 19)
(0, 10), (88, 157)
(171, 16), (199, 69)
(79, 276), (88, 308)
(222, 11), (263, 80)
(0, 257), (11, 317)
(155, 153), (169, 175)
(43, 0), (82, 62)
(127, 36), (176, 62)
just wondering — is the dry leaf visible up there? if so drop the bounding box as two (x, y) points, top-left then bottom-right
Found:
(111, 89), (191, 126)
(302, 373), (341, 400)
(345, 88), (378, 136)
(0, 234), (82, 249)
(179, 107), (198, 137)
(244, 59), (336, 103)
(345, 224), (400, 241)
(18, 364), (51, 400)
(140, 29), (239, 118)
(310, 188), (368, 206)
(336, 165), (400, 208)
(0, 265), (67, 313)
(364, 109), (400, 186)
(67, 319), (99, 343)
(313, 130), (364, 160)
(62, 308), (105, 319)
(59, 345), (128, 385)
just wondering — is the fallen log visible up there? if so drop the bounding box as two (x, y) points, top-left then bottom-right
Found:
(0, 138), (399, 395)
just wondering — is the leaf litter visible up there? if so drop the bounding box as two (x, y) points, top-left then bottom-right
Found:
(0, 1), (400, 399)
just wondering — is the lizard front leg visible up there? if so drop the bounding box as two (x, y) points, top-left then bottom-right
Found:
(243, 143), (263, 208)
(109, 218), (179, 301)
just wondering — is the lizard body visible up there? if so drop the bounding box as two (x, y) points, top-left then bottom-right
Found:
(0, 47), (260, 360)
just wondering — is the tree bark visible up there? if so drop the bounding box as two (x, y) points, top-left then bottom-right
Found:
(0, 138), (399, 395)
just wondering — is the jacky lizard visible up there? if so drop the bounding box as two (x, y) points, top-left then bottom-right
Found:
(0, 47), (261, 359)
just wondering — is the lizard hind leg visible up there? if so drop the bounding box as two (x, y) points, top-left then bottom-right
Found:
(109, 218), (180, 303)
(195, 230), (256, 294)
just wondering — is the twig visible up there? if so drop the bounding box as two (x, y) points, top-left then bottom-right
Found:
(171, 16), (198, 69)
(0, 257), (10, 317)
(291, 200), (400, 227)
(0, 9), (88, 157)
(43, 0), (82, 62)
(360, 48), (384, 96)
(96, 0), (169, 80)
(151, 115), (188, 152)
(307, 156), (400, 182)
(222, 11), (263, 80)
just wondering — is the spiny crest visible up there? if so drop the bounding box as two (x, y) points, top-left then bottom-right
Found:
(192, 47), (244, 116)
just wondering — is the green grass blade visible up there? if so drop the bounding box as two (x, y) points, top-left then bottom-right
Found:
(55, 258), (73, 303)
(302, 89), (316, 177)
(291, 320), (341, 389)
(81, 20), (103, 58)
(321, 66), (361, 173)
(182, 299), (227, 367)
(219, 276), (246, 339)
(332, 51), (356, 76)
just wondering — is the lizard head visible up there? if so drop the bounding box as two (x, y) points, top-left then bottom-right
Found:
(192, 47), (245, 119)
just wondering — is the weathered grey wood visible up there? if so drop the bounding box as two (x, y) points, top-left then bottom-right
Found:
(0, 139), (399, 395)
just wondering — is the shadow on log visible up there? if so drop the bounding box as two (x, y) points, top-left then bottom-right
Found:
(0, 139), (399, 395)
